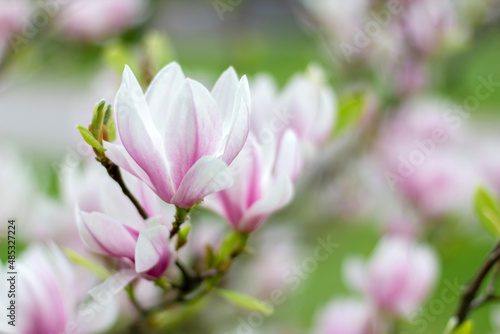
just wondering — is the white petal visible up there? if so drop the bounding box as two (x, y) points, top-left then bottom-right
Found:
(171, 156), (233, 208)
(145, 62), (185, 131)
(220, 76), (251, 165)
(135, 225), (172, 276)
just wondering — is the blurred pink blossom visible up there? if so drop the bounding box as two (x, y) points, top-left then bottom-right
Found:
(0, 244), (119, 334)
(278, 65), (336, 148)
(343, 236), (439, 316)
(0, 0), (29, 59)
(56, 0), (146, 41)
(378, 98), (481, 218)
(314, 298), (379, 334)
(105, 63), (251, 208)
(250, 66), (335, 172)
(398, 0), (465, 55)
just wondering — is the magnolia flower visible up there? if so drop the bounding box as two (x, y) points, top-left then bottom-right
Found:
(77, 169), (176, 279)
(343, 236), (438, 316)
(314, 298), (379, 334)
(249, 66), (335, 176)
(278, 65), (336, 147)
(0, 244), (119, 334)
(105, 63), (251, 208)
(377, 98), (481, 218)
(205, 131), (298, 233)
(56, 0), (146, 41)
(398, 0), (465, 55)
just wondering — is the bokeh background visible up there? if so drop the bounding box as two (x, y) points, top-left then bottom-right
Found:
(2, 0), (500, 333)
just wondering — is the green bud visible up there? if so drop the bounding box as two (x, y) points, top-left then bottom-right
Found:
(176, 224), (191, 249)
(91, 100), (106, 143)
(103, 104), (117, 142)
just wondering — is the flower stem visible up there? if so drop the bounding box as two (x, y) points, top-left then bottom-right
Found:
(169, 205), (195, 238)
(99, 156), (149, 220)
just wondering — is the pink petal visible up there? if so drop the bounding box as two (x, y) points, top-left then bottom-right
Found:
(171, 156), (233, 208)
(164, 79), (223, 189)
(115, 65), (174, 202)
(77, 211), (138, 259)
(135, 225), (172, 278)
(238, 176), (293, 232)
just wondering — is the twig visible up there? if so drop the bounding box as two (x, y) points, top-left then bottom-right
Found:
(169, 206), (189, 238)
(454, 240), (500, 326)
(99, 156), (149, 220)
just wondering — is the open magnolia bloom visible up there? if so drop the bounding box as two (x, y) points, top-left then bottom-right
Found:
(105, 63), (251, 208)
(251, 66), (336, 148)
(77, 169), (175, 279)
(0, 244), (119, 334)
(343, 236), (439, 316)
(205, 130), (299, 233)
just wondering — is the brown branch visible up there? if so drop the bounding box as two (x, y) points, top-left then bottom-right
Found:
(454, 240), (500, 326)
(99, 156), (149, 220)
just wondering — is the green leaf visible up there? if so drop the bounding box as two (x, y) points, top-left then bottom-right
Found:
(216, 288), (274, 316)
(65, 248), (110, 279)
(453, 321), (473, 334)
(77, 125), (106, 153)
(91, 100), (106, 140)
(179, 224), (191, 240)
(334, 91), (366, 136)
(216, 231), (248, 265)
(176, 224), (191, 249)
(474, 186), (500, 238)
